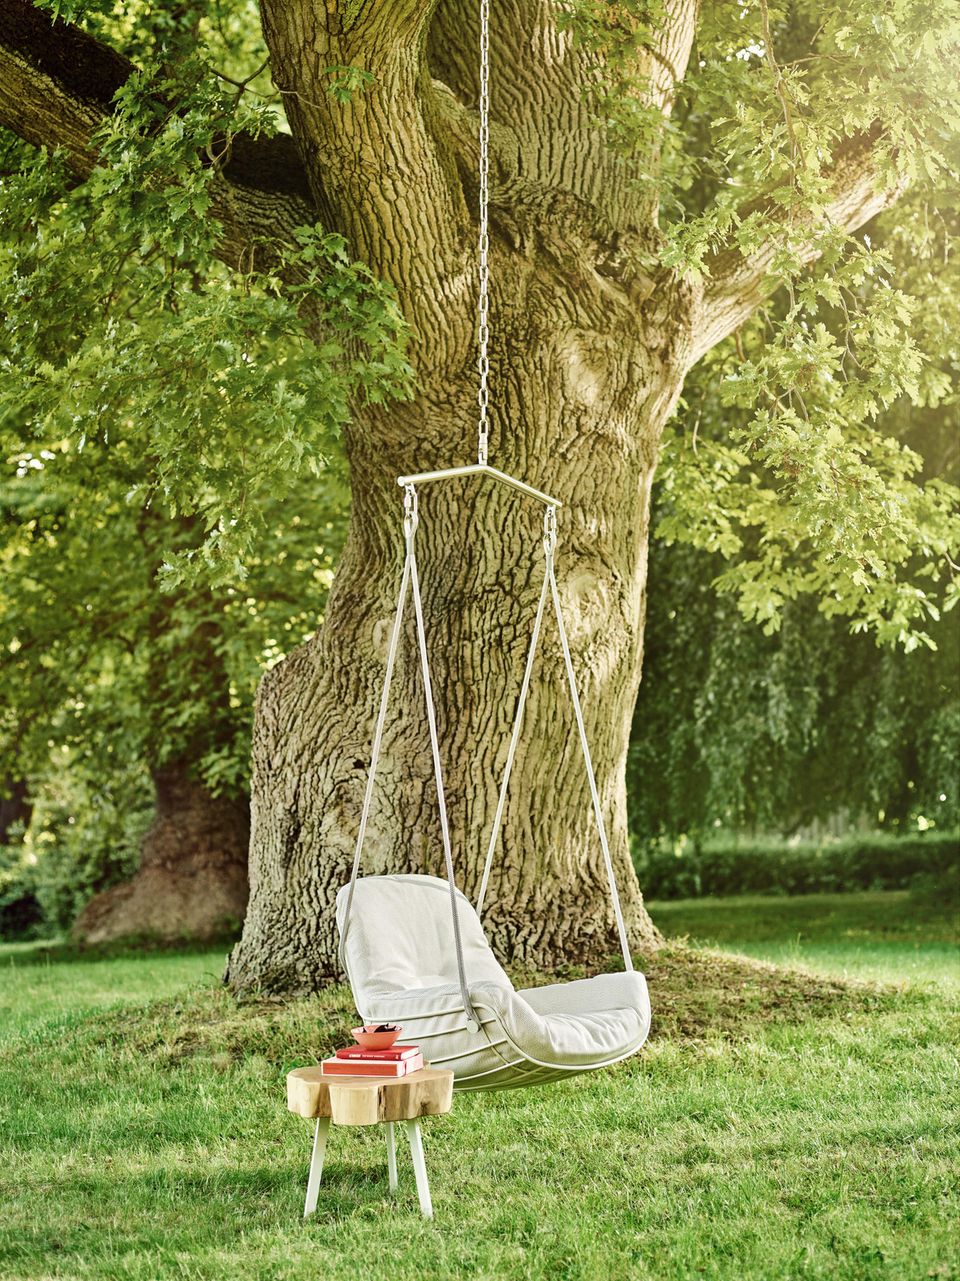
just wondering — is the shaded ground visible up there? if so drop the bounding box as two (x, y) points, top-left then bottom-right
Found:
(7, 942), (889, 1074)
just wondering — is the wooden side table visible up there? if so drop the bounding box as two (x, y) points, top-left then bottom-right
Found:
(286, 1066), (454, 1219)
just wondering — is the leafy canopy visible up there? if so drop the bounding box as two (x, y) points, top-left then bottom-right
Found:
(563, 0), (960, 645)
(0, 0), (412, 799)
(2, 0), (958, 646)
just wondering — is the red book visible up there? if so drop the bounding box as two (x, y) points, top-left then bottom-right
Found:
(334, 1044), (420, 1062)
(321, 1053), (424, 1078)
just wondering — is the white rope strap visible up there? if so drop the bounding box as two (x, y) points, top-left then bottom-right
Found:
(545, 511), (634, 973)
(406, 501), (481, 1031)
(476, 0), (491, 466)
(476, 528), (551, 915)
(340, 487), (480, 1032)
(337, 497), (414, 971)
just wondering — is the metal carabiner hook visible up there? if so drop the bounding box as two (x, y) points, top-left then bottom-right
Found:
(543, 504), (558, 557)
(403, 484), (419, 538)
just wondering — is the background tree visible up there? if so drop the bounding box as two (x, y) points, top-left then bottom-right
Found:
(0, 0), (958, 988)
(0, 420), (348, 937)
(0, 102), (368, 939)
(632, 188), (960, 842)
(630, 542), (960, 845)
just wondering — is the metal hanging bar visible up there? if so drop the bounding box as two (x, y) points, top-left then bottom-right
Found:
(396, 463), (561, 509)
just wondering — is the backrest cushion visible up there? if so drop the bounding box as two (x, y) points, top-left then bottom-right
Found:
(336, 874), (512, 1002)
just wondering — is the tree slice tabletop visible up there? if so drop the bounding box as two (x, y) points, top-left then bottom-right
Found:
(286, 1066), (454, 1128)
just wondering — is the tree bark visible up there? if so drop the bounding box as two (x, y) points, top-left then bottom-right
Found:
(73, 763), (249, 944)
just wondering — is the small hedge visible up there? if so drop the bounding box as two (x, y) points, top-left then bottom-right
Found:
(635, 831), (960, 900)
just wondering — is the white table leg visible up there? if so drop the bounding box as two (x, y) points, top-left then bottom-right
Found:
(386, 1121), (398, 1193)
(304, 1117), (330, 1218)
(406, 1118), (433, 1219)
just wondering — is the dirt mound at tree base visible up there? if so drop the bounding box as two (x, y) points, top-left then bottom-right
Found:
(33, 943), (895, 1072)
(640, 945), (887, 1042)
(512, 944), (887, 1046)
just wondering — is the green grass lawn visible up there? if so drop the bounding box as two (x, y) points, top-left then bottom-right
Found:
(0, 943), (228, 1049)
(648, 888), (960, 989)
(1, 892), (958, 1281)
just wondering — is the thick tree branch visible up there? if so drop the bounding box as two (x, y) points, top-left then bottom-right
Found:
(690, 127), (905, 366)
(0, 0), (316, 271)
(426, 0), (698, 234)
(643, 0), (699, 123)
(430, 75), (661, 313)
(259, 0), (470, 368)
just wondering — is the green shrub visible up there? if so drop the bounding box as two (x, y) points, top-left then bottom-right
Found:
(31, 777), (150, 935)
(635, 831), (960, 900)
(0, 761), (154, 940)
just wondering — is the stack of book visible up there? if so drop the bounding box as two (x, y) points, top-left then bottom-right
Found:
(321, 1043), (424, 1077)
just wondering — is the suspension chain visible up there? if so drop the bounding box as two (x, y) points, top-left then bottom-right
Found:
(476, 0), (491, 467)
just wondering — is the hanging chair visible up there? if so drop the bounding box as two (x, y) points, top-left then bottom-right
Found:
(337, 875), (650, 1091)
(334, 0), (649, 1090)
(337, 485), (651, 1091)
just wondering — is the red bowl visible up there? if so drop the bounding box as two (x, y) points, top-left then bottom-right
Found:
(352, 1025), (402, 1051)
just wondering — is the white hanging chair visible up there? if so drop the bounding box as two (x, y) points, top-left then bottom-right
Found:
(338, 874), (650, 1091)
(337, 482), (651, 1091)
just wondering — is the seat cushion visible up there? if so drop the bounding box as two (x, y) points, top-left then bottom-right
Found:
(473, 973), (650, 1067)
(337, 874), (512, 1005)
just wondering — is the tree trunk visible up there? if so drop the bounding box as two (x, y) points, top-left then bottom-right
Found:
(225, 0), (702, 996)
(0, 776), (31, 846)
(73, 764), (249, 944)
(228, 307), (694, 994)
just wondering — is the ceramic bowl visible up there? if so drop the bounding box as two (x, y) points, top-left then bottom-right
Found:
(351, 1024), (402, 1051)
